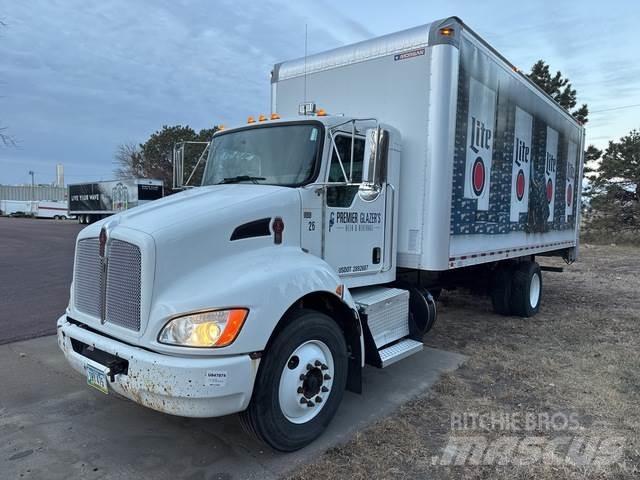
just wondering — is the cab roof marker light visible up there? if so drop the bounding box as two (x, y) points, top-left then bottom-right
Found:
(316, 108), (327, 117)
(258, 114), (267, 122)
(247, 116), (256, 123)
(439, 27), (454, 37)
(270, 113), (281, 120)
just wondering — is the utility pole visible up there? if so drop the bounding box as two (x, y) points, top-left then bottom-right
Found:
(28, 170), (35, 215)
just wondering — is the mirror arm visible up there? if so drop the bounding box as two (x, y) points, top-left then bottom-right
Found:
(329, 132), (350, 183)
(349, 122), (355, 181)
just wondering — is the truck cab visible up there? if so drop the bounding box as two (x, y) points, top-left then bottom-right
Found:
(195, 114), (401, 287)
(57, 112), (422, 451)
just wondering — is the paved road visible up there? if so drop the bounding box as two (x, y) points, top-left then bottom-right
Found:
(0, 217), (82, 345)
(0, 336), (466, 479)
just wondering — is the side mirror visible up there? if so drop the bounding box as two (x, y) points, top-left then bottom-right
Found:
(362, 127), (389, 186)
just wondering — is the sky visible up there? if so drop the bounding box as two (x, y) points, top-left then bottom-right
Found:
(1, 0), (639, 185)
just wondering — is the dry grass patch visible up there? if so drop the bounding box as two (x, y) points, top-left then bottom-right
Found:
(289, 245), (640, 479)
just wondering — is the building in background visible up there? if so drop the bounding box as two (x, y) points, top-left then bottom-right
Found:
(55, 164), (65, 188)
(0, 185), (67, 201)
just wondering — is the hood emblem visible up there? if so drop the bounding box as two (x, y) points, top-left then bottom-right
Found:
(99, 227), (107, 258)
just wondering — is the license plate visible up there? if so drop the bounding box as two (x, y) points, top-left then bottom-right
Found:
(86, 364), (109, 394)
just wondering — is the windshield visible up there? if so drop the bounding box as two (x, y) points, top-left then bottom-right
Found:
(202, 123), (322, 186)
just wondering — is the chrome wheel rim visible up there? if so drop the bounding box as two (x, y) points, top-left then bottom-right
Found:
(278, 340), (334, 424)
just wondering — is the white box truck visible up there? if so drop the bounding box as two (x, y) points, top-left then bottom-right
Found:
(57, 17), (584, 451)
(68, 178), (164, 224)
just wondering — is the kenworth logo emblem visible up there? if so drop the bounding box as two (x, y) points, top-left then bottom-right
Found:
(99, 227), (107, 258)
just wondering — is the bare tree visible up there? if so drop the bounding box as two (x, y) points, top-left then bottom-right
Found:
(114, 143), (144, 178)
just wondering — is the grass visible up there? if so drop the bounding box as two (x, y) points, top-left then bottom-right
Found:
(288, 244), (640, 479)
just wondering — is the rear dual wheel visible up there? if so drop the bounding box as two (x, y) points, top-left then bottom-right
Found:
(240, 309), (348, 451)
(490, 261), (542, 317)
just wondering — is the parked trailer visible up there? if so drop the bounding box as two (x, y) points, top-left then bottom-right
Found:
(35, 200), (74, 219)
(68, 178), (164, 224)
(57, 17), (584, 452)
(0, 200), (34, 217)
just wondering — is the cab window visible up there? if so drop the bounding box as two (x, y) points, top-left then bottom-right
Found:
(327, 135), (365, 207)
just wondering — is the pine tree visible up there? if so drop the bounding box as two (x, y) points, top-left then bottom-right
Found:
(585, 130), (640, 233)
(528, 60), (589, 124)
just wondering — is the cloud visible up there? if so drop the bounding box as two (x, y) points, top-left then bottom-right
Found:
(0, 0), (371, 184)
(1, 0), (639, 183)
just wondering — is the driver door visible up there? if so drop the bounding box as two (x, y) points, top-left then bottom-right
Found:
(323, 134), (386, 278)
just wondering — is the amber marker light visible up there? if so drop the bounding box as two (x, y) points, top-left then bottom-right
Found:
(439, 27), (454, 36)
(258, 114), (267, 122)
(247, 116), (256, 123)
(270, 113), (281, 120)
(316, 108), (327, 116)
(215, 309), (249, 347)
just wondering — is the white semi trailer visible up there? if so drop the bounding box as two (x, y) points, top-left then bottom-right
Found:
(57, 17), (584, 451)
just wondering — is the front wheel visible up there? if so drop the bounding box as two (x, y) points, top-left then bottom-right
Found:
(240, 309), (348, 451)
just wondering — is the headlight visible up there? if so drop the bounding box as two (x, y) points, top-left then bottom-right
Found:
(158, 309), (248, 347)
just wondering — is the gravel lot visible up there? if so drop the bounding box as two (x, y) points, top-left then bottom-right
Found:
(0, 217), (82, 345)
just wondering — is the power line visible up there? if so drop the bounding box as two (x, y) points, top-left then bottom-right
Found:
(590, 103), (640, 114)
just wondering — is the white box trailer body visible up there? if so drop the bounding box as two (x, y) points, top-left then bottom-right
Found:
(68, 178), (163, 223)
(272, 17), (585, 271)
(35, 200), (74, 219)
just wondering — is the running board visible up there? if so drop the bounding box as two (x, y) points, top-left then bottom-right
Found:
(379, 339), (423, 367)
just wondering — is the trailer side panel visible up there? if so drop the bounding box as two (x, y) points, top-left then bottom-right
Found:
(447, 30), (584, 269)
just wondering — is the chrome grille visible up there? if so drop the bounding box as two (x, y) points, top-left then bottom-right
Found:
(105, 240), (142, 331)
(74, 238), (102, 318)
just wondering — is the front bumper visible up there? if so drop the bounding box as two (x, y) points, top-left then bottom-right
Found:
(57, 315), (260, 417)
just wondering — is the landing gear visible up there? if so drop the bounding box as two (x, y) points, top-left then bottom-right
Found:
(240, 309), (347, 451)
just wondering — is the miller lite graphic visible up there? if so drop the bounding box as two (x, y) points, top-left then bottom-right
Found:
(565, 141), (577, 221)
(510, 107), (533, 222)
(464, 77), (497, 211)
(544, 127), (558, 222)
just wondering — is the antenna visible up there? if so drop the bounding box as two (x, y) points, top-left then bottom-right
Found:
(303, 23), (308, 105)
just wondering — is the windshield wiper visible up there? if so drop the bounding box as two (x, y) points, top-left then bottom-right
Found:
(218, 175), (266, 184)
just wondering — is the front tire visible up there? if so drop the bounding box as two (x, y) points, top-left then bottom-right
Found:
(510, 261), (542, 317)
(240, 309), (348, 451)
